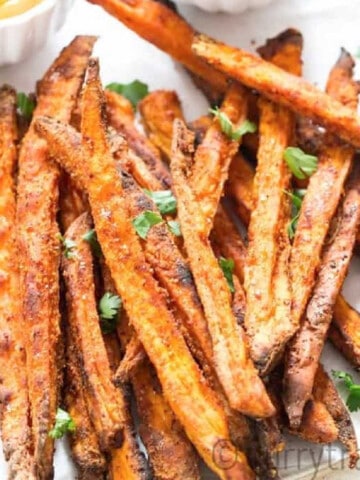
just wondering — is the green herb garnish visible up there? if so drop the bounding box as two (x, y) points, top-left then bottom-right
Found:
(49, 408), (75, 439)
(82, 229), (102, 257)
(106, 80), (149, 108)
(132, 211), (163, 239)
(16, 92), (35, 120)
(210, 107), (257, 141)
(143, 189), (177, 215)
(99, 292), (122, 334)
(219, 257), (235, 293)
(284, 147), (318, 179)
(332, 370), (360, 412)
(167, 220), (182, 237)
(57, 234), (77, 259)
(284, 189), (306, 240)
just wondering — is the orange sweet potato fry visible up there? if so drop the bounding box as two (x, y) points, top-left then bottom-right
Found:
(15, 36), (96, 478)
(171, 118), (274, 418)
(192, 34), (360, 147)
(0, 85), (36, 479)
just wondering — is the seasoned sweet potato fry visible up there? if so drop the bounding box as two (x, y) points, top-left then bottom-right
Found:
(329, 295), (360, 368)
(190, 83), (249, 232)
(15, 36), (96, 479)
(62, 213), (125, 451)
(87, 0), (228, 95)
(285, 162), (360, 427)
(0, 86), (35, 479)
(171, 118), (274, 418)
(64, 326), (107, 479)
(139, 90), (183, 161)
(192, 34), (360, 148)
(77, 59), (254, 479)
(244, 30), (302, 374)
(115, 335), (145, 384)
(288, 49), (359, 332)
(188, 115), (212, 146)
(132, 359), (201, 480)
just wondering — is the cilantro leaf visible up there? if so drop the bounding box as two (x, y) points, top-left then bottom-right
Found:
(219, 257), (235, 293)
(106, 80), (149, 109)
(99, 292), (122, 334)
(167, 220), (182, 237)
(132, 211), (163, 239)
(284, 147), (318, 179)
(49, 408), (75, 439)
(143, 189), (177, 215)
(82, 229), (102, 257)
(57, 234), (77, 259)
(16, 92), (35, 120)
(332, 370), (360, 412)
(284, 189), (306, 240)
(210, 107), (257, 141)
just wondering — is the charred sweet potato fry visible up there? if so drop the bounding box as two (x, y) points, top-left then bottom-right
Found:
(87, 0), (228, 95)
(15, 36), (96, 478)
(64, 326), (107, 479)
(0, 86), (35, 479)
(62, 213), (126, 451)
(139, 90), (183, 161)
(244, 30), (302, 374)
(313, 364), (358, 467)
(105, 84), (171, 188)
(288, 49), (359, 333)
(171, 118), (274, 418)
(76, 59), (254, 479)
(192, 34), (360, 148)
(190, 83), (249, 233)
(284, 162), (360, 427)
(329, 296), (360, 368)
(132, 359), (201, 480)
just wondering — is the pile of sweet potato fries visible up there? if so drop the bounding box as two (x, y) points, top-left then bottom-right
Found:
(1, 0), (360, 478)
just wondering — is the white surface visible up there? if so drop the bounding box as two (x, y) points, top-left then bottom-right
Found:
(1, 0), (360, 478)
(0, 0), (74, 66)
(177, 0), (274, 14)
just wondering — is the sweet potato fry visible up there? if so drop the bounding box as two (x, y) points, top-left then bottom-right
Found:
(115, 335), (145, 383)
(284, 161), (360, 427)
(62, 213), (125, 451)
(171, 118), (274, 418)
(226, 152), (255, 226)
(64, 326), (107, 479)
(190, 83), (249, 232)
(132, 359), (201, 480)
(244, 29), (302, 374)
(15, 36), (96, 478)
(105, 89), (135, 124)
(313, 364), (358, 467)
(87, 0), (228, 95)
(105, 85), (171, 188)
(59, 172), (88, 231)
(188, 115), (212, 146)
(139, 90), (183, 161)
(192, 34), (360, 148)
(329, 295), (360, 368)
(0, 86), (35, 479)
(77, 58), (254, 479)
(288, 49), (359, 332)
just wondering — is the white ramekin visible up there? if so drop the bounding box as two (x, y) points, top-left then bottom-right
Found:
(0, 0), (74, 66)
(177, 0), (274, 14)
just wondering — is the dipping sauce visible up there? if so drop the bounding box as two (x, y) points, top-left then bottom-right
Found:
(0, 0), (43, 20)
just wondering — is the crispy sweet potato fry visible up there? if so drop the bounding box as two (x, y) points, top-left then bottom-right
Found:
(171, 118), (274, 417)
(87, 0), (228, 95)
(313, 364), (358, 467)
(288, 49), (359, 332)
(139, 90), (183, 161)
(64, 326), (107, 479)
(132, 359), (201, 480)
(105, 86), (172, 188)
(244, 30), (302, 374)
(329, 295), (360, 368)
(105, 89), (135, 124)
(192, 34), (360, 148)
(0, 86), (35, 479)
(62, 213), (125, 451)
(76, 58), (254, 479)
(188, 115), (212, 146)
(190, 83), (249, 232)
(15, 36), (96, 479)
(115, 335), (146, 383)
(284, 162), (360, 427)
